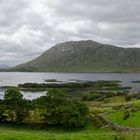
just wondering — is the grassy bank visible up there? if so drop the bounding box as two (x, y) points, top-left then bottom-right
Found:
(0, 123), (132, 140)
(1, 123), (140, 140)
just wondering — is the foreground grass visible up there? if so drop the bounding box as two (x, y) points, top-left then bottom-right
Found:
(1, 124), (140, 140)
(0, 124), (117, 140)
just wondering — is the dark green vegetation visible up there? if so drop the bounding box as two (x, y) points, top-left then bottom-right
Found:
(18, 80), (121, 89)
(34, 88), (88, 128)
(6, 40), (140, 72)
(0, 88), (88, 129)
(45, 79), (62, 82)
(3, 89), (32, 124)
(131, 80), (140, 83)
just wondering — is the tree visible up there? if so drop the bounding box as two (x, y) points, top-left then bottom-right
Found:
(36, 88), (89, 128)
(43, 88), (66, 125)
(4, 88), (31, 124)
(60, 100), (88, 128)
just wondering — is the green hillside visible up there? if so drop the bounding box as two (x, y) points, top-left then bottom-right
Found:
(11, 40), (140, 72)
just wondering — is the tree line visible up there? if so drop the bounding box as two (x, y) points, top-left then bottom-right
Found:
(0, 88), (88, 128)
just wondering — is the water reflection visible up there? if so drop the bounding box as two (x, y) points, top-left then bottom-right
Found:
(0, 72), (140, 98)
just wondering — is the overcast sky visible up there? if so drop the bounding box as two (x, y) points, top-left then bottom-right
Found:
(0, 0), (140, 66)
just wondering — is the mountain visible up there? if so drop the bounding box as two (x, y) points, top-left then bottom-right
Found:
(0, 64), (10, 69)
(10, 40), (140, 72)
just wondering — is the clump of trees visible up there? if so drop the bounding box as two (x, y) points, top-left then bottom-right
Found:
(1, 88), (32, 124)
(0, 88), (88, 128)
(33, 89), (88, 128)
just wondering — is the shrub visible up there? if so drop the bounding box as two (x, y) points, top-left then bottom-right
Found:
(82, 92), (104, 101)
(123, 111), (130, 120)
(36, 89), (89, 128)
(125, 94), (133, 101)
(4, 88), (32, 124)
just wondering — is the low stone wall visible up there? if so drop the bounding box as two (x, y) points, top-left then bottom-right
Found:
(92, 114), (140, 132)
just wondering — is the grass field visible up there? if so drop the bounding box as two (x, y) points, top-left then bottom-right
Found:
(0, 124), (117, 140)
(1, 123), (140, 140)
(107, 110), (140, 128)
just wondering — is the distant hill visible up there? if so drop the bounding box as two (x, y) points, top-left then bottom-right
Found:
(0, 64), (10, 69)
(10, 40), (140, 72)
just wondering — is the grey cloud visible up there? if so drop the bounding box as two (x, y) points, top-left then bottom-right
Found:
(0, 0), (140, 66)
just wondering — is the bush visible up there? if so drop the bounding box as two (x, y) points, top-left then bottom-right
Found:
(0, 88), (88, 128)
(125, 94), (133, 101)
(123, 111), (130, 120)
(60, 100), (88, 128)
(4, 88), (32, 124)
(82, 92), (104, 101)
(89, 114), (107, 128)
(36, 89), (89, 128)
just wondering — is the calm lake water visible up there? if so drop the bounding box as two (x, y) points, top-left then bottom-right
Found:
(0, 72), (140, 99)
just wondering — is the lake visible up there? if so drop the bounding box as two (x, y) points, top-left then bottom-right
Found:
(0, 72), (140, 99)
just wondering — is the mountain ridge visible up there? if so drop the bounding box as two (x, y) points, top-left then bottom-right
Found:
(8, 40), (140, 72)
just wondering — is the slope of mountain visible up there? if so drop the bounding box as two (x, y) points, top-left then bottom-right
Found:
(11, 40), (140, 72)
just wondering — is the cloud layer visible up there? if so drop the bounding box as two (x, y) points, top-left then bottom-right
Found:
(0, 0), (140, 66)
